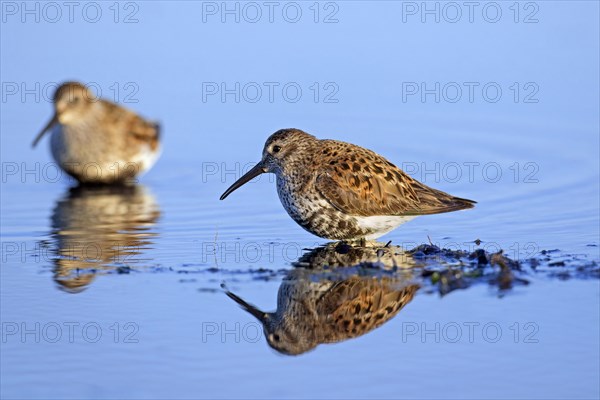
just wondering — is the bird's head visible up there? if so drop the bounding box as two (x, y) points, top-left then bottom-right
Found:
(53, 82), (96, 124)
(219, 128), (317, 200)
(32, 81), (97, 148)
(222, 285), (317, 355)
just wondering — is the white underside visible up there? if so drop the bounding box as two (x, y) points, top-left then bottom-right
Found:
(130, 143), (161, 176)
(355, 215), (416, 240)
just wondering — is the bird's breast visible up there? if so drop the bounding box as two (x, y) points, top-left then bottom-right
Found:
(276, 175), (323, 220)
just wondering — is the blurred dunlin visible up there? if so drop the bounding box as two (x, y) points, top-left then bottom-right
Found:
(32, 81), (161, 184)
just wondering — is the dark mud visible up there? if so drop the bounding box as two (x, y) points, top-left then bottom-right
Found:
(196, 242), (599, 296)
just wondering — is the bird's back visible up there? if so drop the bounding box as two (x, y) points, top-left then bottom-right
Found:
(314, 139), (475, 217)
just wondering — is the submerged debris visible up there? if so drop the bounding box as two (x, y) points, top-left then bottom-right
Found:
(199, 242), (598, 296)
(42, 234), (599, 296)
(403, 243), (597, 295)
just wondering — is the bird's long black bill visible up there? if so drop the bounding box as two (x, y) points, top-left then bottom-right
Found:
(222, 285), (267, 323)
(32, 114), (58, 148)
(219, 162), (266, 200)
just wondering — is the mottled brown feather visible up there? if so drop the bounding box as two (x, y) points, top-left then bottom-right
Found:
(101, 100), (160, 151)
(315, 140), (475, 217)
(316, 277), (419, 341)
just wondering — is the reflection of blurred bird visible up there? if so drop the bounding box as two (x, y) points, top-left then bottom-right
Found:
(224, 245), (419, 355)
(51, 185), (160, 293)
(220, 128), (474, 240)
(32, 81), (161, 184)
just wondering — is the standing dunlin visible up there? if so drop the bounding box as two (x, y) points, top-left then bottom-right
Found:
(220, 129), (475, 240)
(32, 81), (161, 184)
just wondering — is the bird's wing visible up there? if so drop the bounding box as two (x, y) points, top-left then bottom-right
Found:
(316, 277), (419, 342)
(314, 141), (475, 217)
(102, 100), (160, 150)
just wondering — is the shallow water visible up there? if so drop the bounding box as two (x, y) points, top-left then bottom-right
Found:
(1, 1), (599, 399)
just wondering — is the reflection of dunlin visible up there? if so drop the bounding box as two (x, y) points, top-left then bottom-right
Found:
(50, 185), (160, 293)
(224, 245), (419, 355)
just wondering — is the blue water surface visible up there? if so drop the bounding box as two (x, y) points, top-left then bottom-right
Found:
(1, 1), (599, 399)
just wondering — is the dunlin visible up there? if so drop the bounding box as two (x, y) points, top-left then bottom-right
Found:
(32, 81), (161, 184)
(223, 267), (419, 355)
(220, 129), (475, 240)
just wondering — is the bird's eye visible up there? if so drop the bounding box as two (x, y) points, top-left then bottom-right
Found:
(273, 334), (280, 341)
(272, 145), (281, 153)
